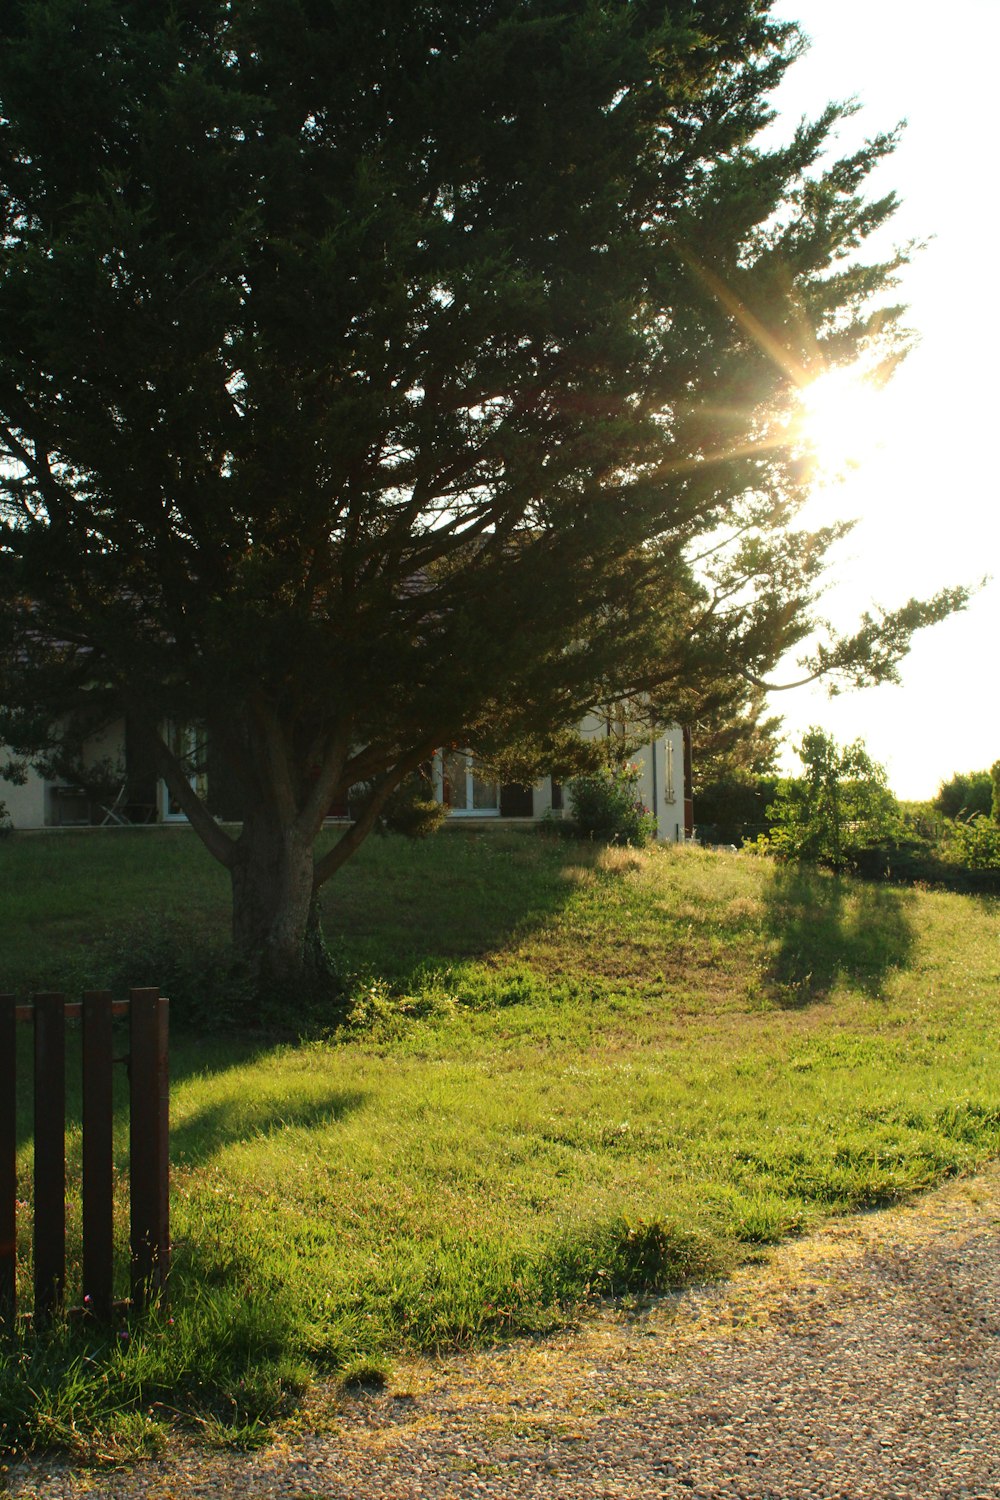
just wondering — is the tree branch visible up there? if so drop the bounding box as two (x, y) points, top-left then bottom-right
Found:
(312, 736), (440, 889)
(140, 721), (238, 868)
(296, 718), (354, 839)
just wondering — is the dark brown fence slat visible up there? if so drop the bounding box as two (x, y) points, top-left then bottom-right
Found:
(82, 992), (115, 1321)
(33, 994), (66, 1327)
(129, 989), (170, 1312)
(15, 1000), (129, 1023)
(8, 990), (169, 1326)
(0, 994), (16, 1327)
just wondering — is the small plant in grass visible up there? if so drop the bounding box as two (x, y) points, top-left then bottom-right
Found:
(0, 1287), (311, 1460)
(568, 764), (657, 846)
(65, 919), (265, 1031)
(339, 1356), (391, 1391)
(58, 916), (357, 1034)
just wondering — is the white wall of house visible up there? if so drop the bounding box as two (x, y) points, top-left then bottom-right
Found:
(1, 762), (48, 828)
(631, 725), (686, 844)
(430, 720), (687, 841)
(5, 718), (690, 839)
(575, 714), (686, 843)
(1, 719), (127, 828)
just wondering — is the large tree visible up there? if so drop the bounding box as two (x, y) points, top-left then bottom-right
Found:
(0, 0), (962, 982)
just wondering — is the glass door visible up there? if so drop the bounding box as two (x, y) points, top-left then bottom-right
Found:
(441, 750), (499, 815)
(159, 722), (208, 820)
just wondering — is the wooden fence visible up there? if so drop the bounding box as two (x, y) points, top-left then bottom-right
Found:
(0, 988), (169, 1329)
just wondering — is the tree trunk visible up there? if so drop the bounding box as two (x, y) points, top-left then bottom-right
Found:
(229, 810), (328, 987)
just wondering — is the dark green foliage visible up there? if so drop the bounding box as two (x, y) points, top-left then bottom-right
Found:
(851, 839), (1000, 893)
(689, 688), (783, 794)
(569, 763), (657, 846)
(75, 920), (255, 1031)
(0, 1), (966, 979)
(844, 801), (1000, 892)
(694, 772), (779, 845)
(380, 782), (448, 841)
(932, 769), (994, 820)
(351, 772), (447, 841)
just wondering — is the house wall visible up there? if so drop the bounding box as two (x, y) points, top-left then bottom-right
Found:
(81, 721), (126, 777)
(429, 720), (688, 842)
(1, 762), (48, 828)
(1, 718), (128, 829)
(575, 714), (686, 842)
(5, 719), (691, 840)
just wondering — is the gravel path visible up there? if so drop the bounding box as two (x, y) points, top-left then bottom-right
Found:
(6, 1163), (1000, 1500)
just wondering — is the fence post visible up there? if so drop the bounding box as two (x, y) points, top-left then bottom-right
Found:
(82, 991), (115, 1321)
(0, 994), (15, 1328)
(33, 994), (66, 1328)
(129, 989), (170, 1312)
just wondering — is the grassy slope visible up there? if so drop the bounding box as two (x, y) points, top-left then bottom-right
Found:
(1, 828), (998, 1458)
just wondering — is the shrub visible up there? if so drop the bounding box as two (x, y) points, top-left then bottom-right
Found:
(694, 774), (779, 837)
(379, 775), (447, 839)
(949, 813), (1000, 870)
(694, 773), (778, 847)
(350, 773), (446, 839)
(756, 728), (901, 872)
(568, 763), (657, 846)
(897, 800), (949, 843)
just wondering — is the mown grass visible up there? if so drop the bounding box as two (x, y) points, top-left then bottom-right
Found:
(1, 828), (998, 1460)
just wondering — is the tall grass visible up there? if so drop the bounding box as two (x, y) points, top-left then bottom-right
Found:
(1, 830), (998, 1459)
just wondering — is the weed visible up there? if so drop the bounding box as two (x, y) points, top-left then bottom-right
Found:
(339, 1357), (391, 1391)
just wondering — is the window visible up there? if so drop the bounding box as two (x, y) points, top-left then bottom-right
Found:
(439, 750), (499, 815)
(159, 721), (208, 820)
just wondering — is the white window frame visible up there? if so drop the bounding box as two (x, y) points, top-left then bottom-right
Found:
(433, 749), (501, 817)
(159, 721), (208, 821)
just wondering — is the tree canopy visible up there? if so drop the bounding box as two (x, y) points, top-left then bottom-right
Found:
(0, 0), (965, 983)
(932, 769), (994, 822)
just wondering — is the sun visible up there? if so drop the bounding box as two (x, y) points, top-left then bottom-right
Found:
(795, 365), (885, 482)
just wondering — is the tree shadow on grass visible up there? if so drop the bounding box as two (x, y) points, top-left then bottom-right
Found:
(761, 863), (917, 1007)
(169, 1086), (368, 1167)
(12, 1027), (364, 1167)
(319, 827), (595, 980)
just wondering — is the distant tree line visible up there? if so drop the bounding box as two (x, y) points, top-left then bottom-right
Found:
(932, 766), (1000, 823)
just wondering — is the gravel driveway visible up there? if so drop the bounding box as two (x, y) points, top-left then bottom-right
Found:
(6, 1162), (1000, 1500)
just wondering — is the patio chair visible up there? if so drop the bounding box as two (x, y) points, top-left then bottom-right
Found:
(100, 783), (129, 825)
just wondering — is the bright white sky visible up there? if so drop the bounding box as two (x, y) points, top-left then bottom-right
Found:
(759, 0), (999, 800)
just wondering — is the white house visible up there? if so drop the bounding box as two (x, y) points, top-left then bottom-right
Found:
(430, 718), (691, 842)
(1, 718), (693, 840)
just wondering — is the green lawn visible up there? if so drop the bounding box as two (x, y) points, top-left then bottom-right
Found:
(1, 827), (998, 1459)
